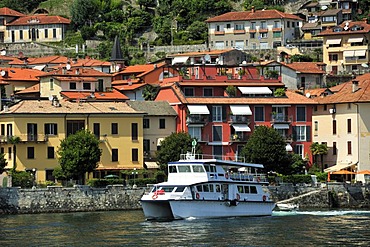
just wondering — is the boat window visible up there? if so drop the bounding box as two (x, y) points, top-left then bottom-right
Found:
(215, 184), (221, 192)
(196, 185), (203, 192)
(203, 184), (210, 192)
(192, 165), (205, 173)
(204, 165), (210, 172)
(169, 165), (178, 173)
(237, 186), (244, 193)
(209, 184), (214, 192)
(175, 186), (186, 192)
(178, 165), (191, 172)
(210, 165), (217, 172)
(244, 186), (250, 193)
(162, 187), (175, 192)
(250, 186), (257, 194)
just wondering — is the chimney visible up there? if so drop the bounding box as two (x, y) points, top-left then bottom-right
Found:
(352, 79), (359, 93)
(251, 6), (255, 13)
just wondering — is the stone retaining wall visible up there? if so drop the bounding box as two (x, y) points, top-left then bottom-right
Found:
(1, 183), (370, 214)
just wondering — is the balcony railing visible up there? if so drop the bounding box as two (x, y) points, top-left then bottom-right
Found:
(229, 115), (250, 124)
(0, 134), (48, 143)
(271, 114), (292, 123)
(186, 115), (208, 125)
(230, 133), (249, 142)
(191, 134), (210, 143)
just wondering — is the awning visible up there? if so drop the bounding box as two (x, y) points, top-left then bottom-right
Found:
(324, 163), (355, 173)
(273, 123), (290, 129)
(326, 39), (341, 45)
(145, 162), (159, 169)
(230, 105), (252, 115)
(355, 50), (366, 57)
(187, 105), (210, 115)
(157, 138), (165, 146)
(286, 143), (293, 152)
(348, 37), (363, 43)
(238, 87), (272, 94)
(172, 56), (189, 65)
(343, 50), (355, 57)
(32, 65), (46, 71)
(232, 124), (251, 132)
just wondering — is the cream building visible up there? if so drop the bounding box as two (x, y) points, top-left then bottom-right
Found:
(313, 73), (370, 182)
(0, 100), (145, 183)
(318, 20), (370, 75)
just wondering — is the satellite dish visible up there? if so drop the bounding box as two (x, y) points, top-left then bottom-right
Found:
(0, 70), (6, 77)
(306, 93), (311, 98)
(66, 63), (71, 70)
(0, 50), (6, 56)
(115, 65), (120, 72)
(344, 26), (349, 30)
(345, 21), (349, 26)
(215, 58), (219, 64)
(204, 54), (211, 63)
(48, 95), (54, 101)
(321, 5), (328, 10)
(242, 60), (247, 65)
(361, 63), (369, 68)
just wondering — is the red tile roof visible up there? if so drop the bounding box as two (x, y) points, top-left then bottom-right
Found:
(112, 79), (140, 86)
(8, 14), (70, 26)
(315, 73), (370, 104)
(61, 89), (129, 101)
(168, 49), (237, 57)
(113, 83), (146, 91)
(15, 84), (39, 94)
(0, 67), (45, 81)
(54, 76), (98, 82)
(206, 9), (303, 22)
(0, 7), (25, 17)
(114, 63), (165, 76)
(318, 20), (370, 36)
(71, 58), (110, 67)
(40, 67), (111, 77)
(178, 80), (284, 87)
(8, 55), (68, 66)
(281, 62), (326, 74)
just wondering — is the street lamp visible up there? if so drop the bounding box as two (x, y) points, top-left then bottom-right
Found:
(132, 168), (138, 188)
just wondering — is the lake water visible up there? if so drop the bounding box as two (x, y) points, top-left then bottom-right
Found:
(1, 209), (370, 246)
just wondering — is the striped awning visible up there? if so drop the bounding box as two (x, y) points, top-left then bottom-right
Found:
(326, 39), (341, 45)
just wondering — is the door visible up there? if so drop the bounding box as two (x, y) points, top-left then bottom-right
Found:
(31, 28), (36, 41)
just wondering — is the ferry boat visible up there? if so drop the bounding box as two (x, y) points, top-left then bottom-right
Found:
(140, 154), (275, 220)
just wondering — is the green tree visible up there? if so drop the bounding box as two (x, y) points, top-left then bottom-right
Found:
(142, 84), (159, 101)
(0, 0), (44, 13)
(241, 126), (287, 172)
(57, 129), (102, 184)
(156, 132), (202, 172)
(310, 142), (328, 173)
(10, 170), (33, 188)
(185, 21), (208, 42)
(70, 0), (100, 29)
(8, 136), (21, 170)
(0, 152), (7, 174)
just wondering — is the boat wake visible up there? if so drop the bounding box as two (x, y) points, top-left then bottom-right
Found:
(272, 210), (370, 217)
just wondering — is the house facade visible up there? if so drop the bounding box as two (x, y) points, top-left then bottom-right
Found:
(318, 20), (370, 75)
(0, 100), (145, 183)
(206, 8), (303, 50)
(312, 73), (370, 182)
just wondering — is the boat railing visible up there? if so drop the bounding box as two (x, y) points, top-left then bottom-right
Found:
(229, 173), (267, 183)
(180, 153), (245, 162)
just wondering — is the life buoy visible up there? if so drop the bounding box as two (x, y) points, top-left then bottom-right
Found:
(196, 193), (200, 199)
(152, 194), (158, 200)
(236, 193), (240, 201)
(262, 195), (267, 202)
(225, 173), (229, 179)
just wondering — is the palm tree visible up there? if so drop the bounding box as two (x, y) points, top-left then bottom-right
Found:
(310, 142), (328, 172)
(142, 84), (158, 101)
(8, 136), (21, 170)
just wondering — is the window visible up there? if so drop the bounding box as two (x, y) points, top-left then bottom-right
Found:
(333, 120), (337, 135)
(112, 123), (118, 135)
(47, 146), (55, 159)
(296, 126), (307, 141)
(143, 119), (150, 129)
(70, 82), (76, 90)
(45, 170), (55, 181)
(93, 123), (100, 139)
(184, 87), (194, 96)
(159, 119), (165, 129)
(203, 88), (213, 96)
(67, 120), (84, 136)
(301, 77), (306, 88)
(188, 126), (201, 140)
(250, 33), (256, 39)
(235, 23), (244, 30)
(254, 106), (264, 122)
(27, 147), (35, 159)
(44, 123), (57, 136)
(260, 21), (267, 29)
(213, 126), (222, 142)
(1, 124), (4, 136)
(314, 106), (317, 112)
(212, 106), (222, 122)
(143, 139), (150, 153)
(112, 148), (118, 162)
(50, 79), (54, 90)
(348, 103), (351, 109)
(273, 32), (281, 38)
(261, 32), (268, 38)
(274, 21), (281, 28)
(347, 141), (352, 155)
(347, 119), (351, 133)
(8, 147), (11, 160)
(296, 106), (306, 121)
(333, 142), (337, 155)
(213, 145), (223, 158)
(83, 83), (91, 90)
(295, 144), (304, 158)
(27, 123), (37, 141)
(329, 54), (338, 61)
(251, 22), (256, 29)
(287, 21), (290, 28)
(132, 123), (138, 140)
(44, 29), (48, 38)
(314, 121), (318, 132)
(98, 79), (104, 91)
(226, 23), (231, 29)
(19, 30), (23, 40)
(132, 148), (138, 162)
(323, 105), (327, 111)
(7, 123), (12, 136)
(53, 28), (56, 38)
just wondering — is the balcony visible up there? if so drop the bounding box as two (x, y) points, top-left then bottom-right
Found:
(233, 30), (245, 34)
(230, 133), (249, 142)
(214, 31), (225, 35)
(193, 134), (210, 143)
(229, 115), (250, 124)
(186, 115), (208, 125)
(271, 114), (292, 123)
(25, 134), (49, 142)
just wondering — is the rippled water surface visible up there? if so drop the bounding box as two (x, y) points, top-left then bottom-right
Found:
(1, 209), (370, 246)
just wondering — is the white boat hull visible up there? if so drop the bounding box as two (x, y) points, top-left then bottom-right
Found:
(141, 199), (275, 220)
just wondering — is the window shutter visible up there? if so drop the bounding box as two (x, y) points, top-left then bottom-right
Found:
(292, 126), (297, 141)
(306, 126), (311, 142)
(222, 105), (227, 122)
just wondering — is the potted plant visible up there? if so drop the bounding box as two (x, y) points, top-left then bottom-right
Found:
(226, 85), (236, 97)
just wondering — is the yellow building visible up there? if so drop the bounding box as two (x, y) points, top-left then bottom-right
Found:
(313, 73), (370, 182)
(0, 99), (145, 184)
(318, 20), (370, 75)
